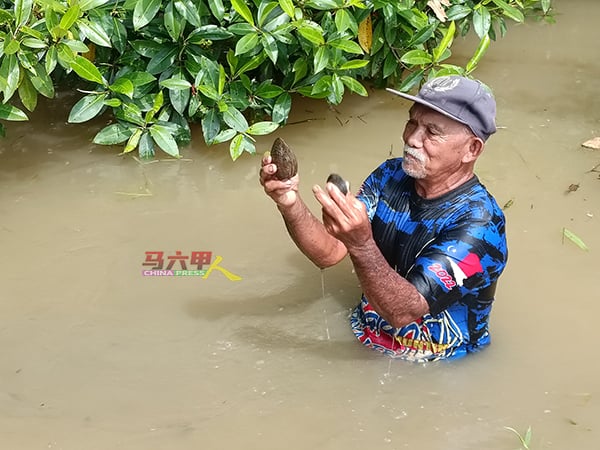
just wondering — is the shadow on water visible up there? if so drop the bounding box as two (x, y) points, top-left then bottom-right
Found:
(184, 255), (356, 320)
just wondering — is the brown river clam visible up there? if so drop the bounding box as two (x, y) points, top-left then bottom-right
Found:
(270, 137), (298, 180)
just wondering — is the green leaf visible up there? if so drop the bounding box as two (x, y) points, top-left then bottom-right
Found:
(60, 4), (81, 31)
(15, 0), (33, 28)
(130, 40), (162, 58)
(279, 0), (295, 18)
(408, 23), (437, 47)
(261, 33), (278, 64)
(17, 51), (37, 75)
(257, 1), (278, 27)
(201, 108), (221, 144)
(223, 106), (249, 132)
(160, 77), (192, 90)
(340, 76), (367, 96)
(0, 54), (20, 102)
(70, 55), (105, 84)
(433, 20), (455, 62)
(188, 25), (233, 41)
(93, 123), (132, 145)
(18, 74), (37, 111)
(174, 0), (202, 27)
(197, 84), (219, 101)
(123, 127), (143, 153)
(0, 103), (28, 121)
(446, 5), (472, 21)
(292, 58), (308, 86)
(473, 6), (491, 39)
(246, 121), (279, 135)
(68, 93), (107, 123)
(492, 0), (525, 23)
(229, 133), (244, 160)
(328, 73), (344, 105)
(314, 46), (329, 74)
(335, 9), (351, 33)
(338, 59), (369, 70)
(79, 0), (110, 11)
(117, 101), (145, 126)
(296, 21), (325, 45)
(56, 42), (75, 68)
(151, 90), (164, 115)
(228, 22), (255, 36)
(563, 228), (589, 251)
(3, 39), (20, 55)
(397, 69), (425, 92)
(109, 78), (135, 98)
(466, 34), (490, 74)
(524, 426), (533, 446)
(310, 74), (331, 96)
(329, 39), (363, 55)
(150, 124), (180, 157)
(255, 82), (284, 99)
(125, 71), (156, 87)
(45, 46), (58, 75)
(235, 53), (266, 77)
(147, 46), (178, 74)
(21, 38), (47, 49)
(168, 77), (190, 115)
(0, 10), (12, 25)
(235, 32), (259, 56)
(541, 0), (551, 14)
(208, 0), (226, 21)
(104, 98), (122, 107)
(212, 128), (237, 144)
(63, 39), (89, 54)
(77, 19), (112, 48)
(272, 92), (291, 123)
(400, 49), (432, 66)
(305, 0), (340, 9)
(231, 0), (255, 26)
(30, 63), (55, 98)
(112, 18), (127, 53)
(133, 0), (162, 30)
(138, 131), (155, 158)
(164, 1), (183, 41)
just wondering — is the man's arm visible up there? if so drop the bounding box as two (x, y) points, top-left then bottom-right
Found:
(313, 183), (429, 328)
(260, 154), (347, 268)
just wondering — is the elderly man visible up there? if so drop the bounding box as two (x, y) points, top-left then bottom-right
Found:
(259, 76), (508, 361)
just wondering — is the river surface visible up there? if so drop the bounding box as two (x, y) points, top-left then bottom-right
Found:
(1, 1), (599, 449)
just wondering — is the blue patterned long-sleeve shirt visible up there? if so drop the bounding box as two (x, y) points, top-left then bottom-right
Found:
(350, 158), (508, 361)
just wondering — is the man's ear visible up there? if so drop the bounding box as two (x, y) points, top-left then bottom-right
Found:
(462, 137), (484, 163)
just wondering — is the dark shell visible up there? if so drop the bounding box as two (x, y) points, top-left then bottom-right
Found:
(326, 173), (348, 195)
(270, 137), (298, 180)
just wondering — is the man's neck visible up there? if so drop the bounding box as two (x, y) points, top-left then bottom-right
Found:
(414, 170), (475, 199)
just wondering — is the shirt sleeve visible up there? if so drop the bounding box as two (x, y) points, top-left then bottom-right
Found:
(406, 211), (508, 317)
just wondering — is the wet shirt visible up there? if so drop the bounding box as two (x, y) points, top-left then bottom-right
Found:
(351, 158), (508, 361)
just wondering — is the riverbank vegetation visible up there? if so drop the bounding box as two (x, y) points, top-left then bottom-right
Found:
(0, 0), (552, 159)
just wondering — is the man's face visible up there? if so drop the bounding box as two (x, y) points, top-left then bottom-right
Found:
(401, 104), (476, 180)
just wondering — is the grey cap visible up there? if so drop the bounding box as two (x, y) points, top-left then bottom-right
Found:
(387, 76), (497, 141)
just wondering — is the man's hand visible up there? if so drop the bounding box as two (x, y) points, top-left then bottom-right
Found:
(312, 182), (373, 252)
(259, 152), (299, 208)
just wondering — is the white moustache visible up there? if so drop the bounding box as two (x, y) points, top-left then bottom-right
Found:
(403, 145), (426, 163)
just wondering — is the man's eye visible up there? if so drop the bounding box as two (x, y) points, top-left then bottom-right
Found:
(427, 127), (439, 135)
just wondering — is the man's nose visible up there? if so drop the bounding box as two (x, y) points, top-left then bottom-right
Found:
(404, 126), (424, 147)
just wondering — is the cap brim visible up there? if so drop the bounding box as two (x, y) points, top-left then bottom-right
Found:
(385, 87), (471, 130)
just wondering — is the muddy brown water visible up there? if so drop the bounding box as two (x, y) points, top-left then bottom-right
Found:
(1, 1), (599, 449)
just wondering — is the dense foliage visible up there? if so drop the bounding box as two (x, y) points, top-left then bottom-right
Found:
(0, 0), (552, 159)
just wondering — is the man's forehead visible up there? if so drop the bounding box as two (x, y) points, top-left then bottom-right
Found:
(408, 104), (463, 129)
